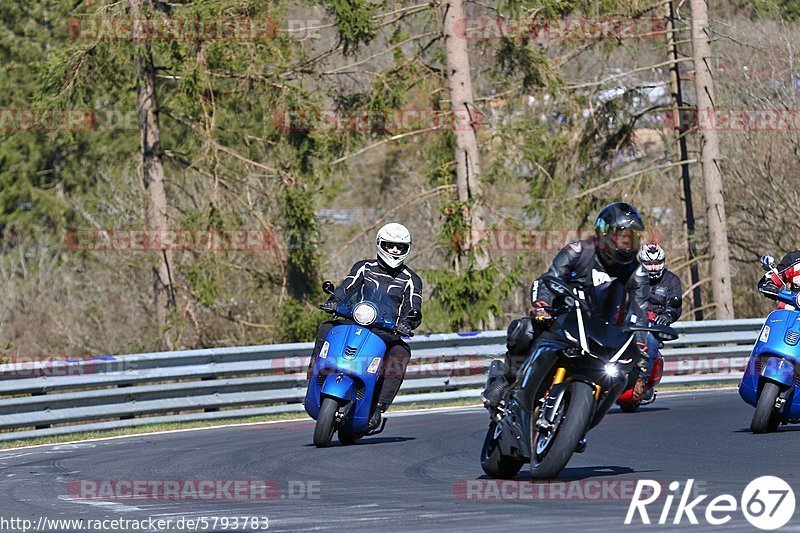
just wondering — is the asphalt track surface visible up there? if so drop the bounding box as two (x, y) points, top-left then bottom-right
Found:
(1, 388), (799, 532)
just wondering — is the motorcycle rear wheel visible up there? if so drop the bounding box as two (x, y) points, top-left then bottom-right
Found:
(313, 397), (339, 447)
(480, 421), (524, 479)
(530, 381), (595, 479)
(619, 402), (640, 413)
(751, 382), (781, 433)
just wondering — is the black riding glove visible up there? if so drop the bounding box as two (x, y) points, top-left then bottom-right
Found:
(319, 296), (339, 314)
(395, 320), (413, 337)
(653, 314), (671, 326)
(758, 277), (781, 300)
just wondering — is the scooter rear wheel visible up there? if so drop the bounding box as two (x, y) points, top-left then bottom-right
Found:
(338, 429), (361, 445)
(313, 397), (339, 447)
(751, 382), (781, 433)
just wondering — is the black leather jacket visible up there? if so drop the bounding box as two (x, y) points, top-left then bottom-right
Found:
(646, 270), (683, 323)
(529, 239), (651, 364)
(530, 239), (650, 324)
(757, 251), (800, 299)
(333, 259), (423, 329)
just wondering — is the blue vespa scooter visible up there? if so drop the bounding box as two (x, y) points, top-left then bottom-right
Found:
(739, 256), (800, 433)
(304, 281), (413, 447)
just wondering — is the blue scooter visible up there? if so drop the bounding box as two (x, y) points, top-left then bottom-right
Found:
(739, 256), (800, 433)
(304, 281), (413, 447)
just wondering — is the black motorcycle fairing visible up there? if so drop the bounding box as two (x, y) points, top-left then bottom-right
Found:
(589, 375), (628, 429)
(515, 339), (563, 413)
(495, 399), (532, 462)
(519, 321), (634, 434)
(550, 311), (639, 362)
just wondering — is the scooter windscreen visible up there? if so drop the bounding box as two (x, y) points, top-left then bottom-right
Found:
(335, 284), (398, 331)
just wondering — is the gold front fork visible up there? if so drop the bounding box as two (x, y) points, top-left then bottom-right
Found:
(553, 367), (601, 399)
(552, 367), (566, 385)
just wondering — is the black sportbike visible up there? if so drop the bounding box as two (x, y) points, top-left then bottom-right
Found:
(480, 275), (678, 479)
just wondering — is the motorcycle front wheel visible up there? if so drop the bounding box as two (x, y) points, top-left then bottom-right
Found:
(751, 382), (781, 433)
(313, 397), (339, 447)
(530, 380), (595, 479)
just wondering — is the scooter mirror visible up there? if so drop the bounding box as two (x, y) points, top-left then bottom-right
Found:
(322, 281), (335, 295)
(760, 254), (776, 272)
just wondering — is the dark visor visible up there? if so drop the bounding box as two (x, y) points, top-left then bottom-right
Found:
(607, 228), (642, 251)
(380, 241), (409, 255)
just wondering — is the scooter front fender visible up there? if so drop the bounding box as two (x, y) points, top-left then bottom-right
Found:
(321, 373), (356, 402)
(761, 357), (796, 388)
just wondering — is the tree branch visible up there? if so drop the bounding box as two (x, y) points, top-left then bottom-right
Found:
(573, 160), (698, 199)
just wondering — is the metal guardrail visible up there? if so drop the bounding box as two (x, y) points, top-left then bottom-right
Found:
(0, 318), (764, 442)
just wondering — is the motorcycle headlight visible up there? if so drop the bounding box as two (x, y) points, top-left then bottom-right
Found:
(353, 302), (377, 326)
(604, 363), (621, 377)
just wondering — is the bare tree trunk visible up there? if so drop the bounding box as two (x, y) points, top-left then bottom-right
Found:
(440, 0), (488, 267)
(440, 0), (494, 327)
(689, 0), (734, 319)
(131, 0), (175, 348)
(666, 0), (704, 320)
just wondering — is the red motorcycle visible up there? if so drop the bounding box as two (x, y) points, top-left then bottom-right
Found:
(616, 351), (663, 413)
(617, 306), (678, 412)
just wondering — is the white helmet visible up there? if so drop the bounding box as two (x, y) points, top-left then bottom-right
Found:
(638, 242), (666, 282)
(376, 223), (411, 269)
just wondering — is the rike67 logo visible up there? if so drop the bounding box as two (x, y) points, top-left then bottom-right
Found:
(626, 477), (795, 530)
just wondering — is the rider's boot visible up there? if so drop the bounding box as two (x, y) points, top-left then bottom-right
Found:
(641, 387), (655, 403)
(368, 402), (388, 431)
(481, 376), (510, 408)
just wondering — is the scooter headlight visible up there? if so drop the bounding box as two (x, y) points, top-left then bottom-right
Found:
(353, 302), (378, 326)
